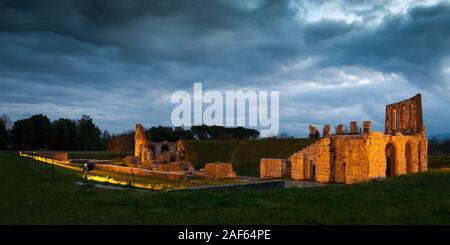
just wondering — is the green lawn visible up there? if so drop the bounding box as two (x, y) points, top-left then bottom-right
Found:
(183, 138), (317, 176)
(1, 151), (450, 224)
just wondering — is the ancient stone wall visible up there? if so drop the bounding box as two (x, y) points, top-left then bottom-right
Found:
(418, 129), (428, 172)
(94, 164), (187, 181)
(124, 155), (138, 166)
(323, 124), (331, 137)
(309, 125), (320, 138)
(289, 138), (331, 183)
(149, 141), (177, 160)
(349, 121), (359, 134)
(282, 95), (428, 184)
(332, 134), (378, 183)
(134, 123), (149, 158)
(25, 151), (69, 162)
(199, 162), (236, 179)
(156, 161), (193, 172)
(288, 130), (427, 184)
(336, 124), (344, 135)
(290, 152), (304, 180)
(385, 93), (423, 135)
(260, 158), (288, 179)
(385, 132), (427, 176)
(363, 121), (371, 134)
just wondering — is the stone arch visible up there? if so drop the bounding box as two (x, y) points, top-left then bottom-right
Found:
(161, 144), (170, 154)
(385, 142), (396, 177)
(163, 150), (177, 163)
(309, 159), (316, 181)
(148, 143), (156, 159)
(418, 138), (427, 172)
(303, 155), (308, 180)
(405, 141), (413, 173)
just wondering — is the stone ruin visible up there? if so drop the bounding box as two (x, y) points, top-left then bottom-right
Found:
(322, 124), (331, 137)
(336, 124), (344, 135)
(195, 162), (237, 179)
(130, 123), (193, 171)
(260, 94), (428, 184)
(309, 125), (320, 138)
(260, 158), (288, 179)
(130, 124), (237, 180)
(349, 121), (359, 134)
(363, 120), (371, 134)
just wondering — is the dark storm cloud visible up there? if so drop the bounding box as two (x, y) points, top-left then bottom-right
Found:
(321, 2), (450, 89)
(0, 0), (304, 89)
(0, 0), (449, 135)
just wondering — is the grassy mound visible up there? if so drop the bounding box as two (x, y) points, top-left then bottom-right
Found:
(183, 138), (317, 176)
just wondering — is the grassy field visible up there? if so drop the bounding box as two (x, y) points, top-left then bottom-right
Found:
(1, 151), (450, 224)
(183, 138), (317, 176)
(429, 155), (450, 169)
(68, 151), (133, 160)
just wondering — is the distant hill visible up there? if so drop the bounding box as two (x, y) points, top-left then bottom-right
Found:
(429, 133), (450, 142)
(182, 138), (317, 177)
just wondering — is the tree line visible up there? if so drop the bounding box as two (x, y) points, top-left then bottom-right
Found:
(0, 114), (108, 151)
(106, 125), (260, 151)
(429, 137), (450, 155)
(0, 113), (260, 151)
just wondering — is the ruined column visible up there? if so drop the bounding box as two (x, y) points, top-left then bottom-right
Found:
(323, 124), (331, 137)
(363, 121), (371, 134)
(350, 121), (359, 134)
(135, 123), (149, 162)
(336, 124), (344, 135)
(309, 125), (320, 138)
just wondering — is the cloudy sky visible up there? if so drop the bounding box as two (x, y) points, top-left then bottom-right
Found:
(1, 0), (450, 136)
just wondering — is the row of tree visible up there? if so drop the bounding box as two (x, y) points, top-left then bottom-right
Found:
(0, 114), (108, 151)
(106, 125), (261, 151)
(190, 125), (259, 140)
(429, 138), (450, 155)
(0, 113), (261, 151)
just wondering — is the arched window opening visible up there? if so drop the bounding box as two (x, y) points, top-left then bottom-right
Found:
(385, 143), (396, 177)
(405, 142), (413, 173)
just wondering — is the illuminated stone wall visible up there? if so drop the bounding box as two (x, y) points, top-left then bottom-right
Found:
(156, 161), (193, 172)
(260, 158), (288, 179)
(385, 93), (423, 135)
(289, 138), (331, 183)
(134, 123), (149, 158)
(332, 133), (382, 184)
(288, 131), (428, 184)
(199, 162), (237, 179)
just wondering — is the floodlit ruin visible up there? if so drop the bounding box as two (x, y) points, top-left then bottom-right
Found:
(260, 94), (428, 184)
(131, 123), (237, 180)
(20, 94), (429, 188)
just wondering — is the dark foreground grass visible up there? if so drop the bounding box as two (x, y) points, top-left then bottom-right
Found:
(0, 151), (449, 224)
